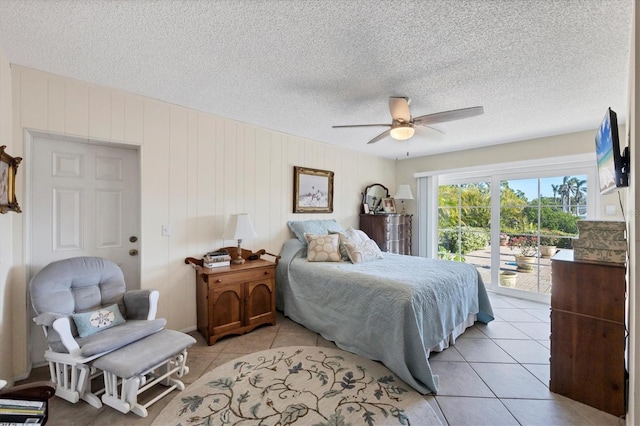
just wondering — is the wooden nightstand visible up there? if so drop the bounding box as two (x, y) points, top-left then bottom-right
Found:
(185, 253), (278, 345)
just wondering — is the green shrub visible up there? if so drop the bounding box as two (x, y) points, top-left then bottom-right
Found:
(439, 228), (489, 254)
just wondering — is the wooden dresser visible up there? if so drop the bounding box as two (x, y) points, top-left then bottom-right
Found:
(359, 213), (412, 255)
(185, 257), (277, 345)
(550, 250), (626, 416)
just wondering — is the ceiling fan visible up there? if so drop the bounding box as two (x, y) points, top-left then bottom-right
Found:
(333, 97), (484, 144)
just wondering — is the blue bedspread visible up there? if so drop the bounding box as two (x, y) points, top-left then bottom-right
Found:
(276, 239), (494, 394)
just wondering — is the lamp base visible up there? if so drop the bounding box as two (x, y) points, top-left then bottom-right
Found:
(233, 239), (245, 264)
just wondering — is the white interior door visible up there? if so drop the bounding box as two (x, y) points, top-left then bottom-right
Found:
(29, 135), (140, 365)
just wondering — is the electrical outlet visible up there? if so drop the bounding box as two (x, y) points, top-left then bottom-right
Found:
(162, 224), (171, 236)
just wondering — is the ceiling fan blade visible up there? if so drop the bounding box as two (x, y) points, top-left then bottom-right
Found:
(413, 106), (484, 126)
(367, 129), (391, 144)
(425, 125), (444, 135)
(333, 124), (391, 128)
(389, 97), (411, 122)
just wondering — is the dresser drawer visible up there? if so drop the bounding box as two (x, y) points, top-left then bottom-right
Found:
(206, 267), (274, 286)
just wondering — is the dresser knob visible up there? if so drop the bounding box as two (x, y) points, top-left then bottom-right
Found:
(215, 279), (222, 283)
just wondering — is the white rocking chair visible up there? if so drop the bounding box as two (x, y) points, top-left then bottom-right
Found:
(29, 257), (167, 409)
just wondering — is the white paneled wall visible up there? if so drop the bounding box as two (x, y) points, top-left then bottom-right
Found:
(8, 65), (395, 376)
(0, 48), (14, 381)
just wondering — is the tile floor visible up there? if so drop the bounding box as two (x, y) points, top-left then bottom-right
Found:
(17, 293), (623, 425)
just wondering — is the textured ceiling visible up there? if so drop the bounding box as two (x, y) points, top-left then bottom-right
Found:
(0, 0), (633, 159)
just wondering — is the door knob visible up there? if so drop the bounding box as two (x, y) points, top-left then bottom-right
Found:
(129, 236), (138, 243)
(129, 249), (139, 256)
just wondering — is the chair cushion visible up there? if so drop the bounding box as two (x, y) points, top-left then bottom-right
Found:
(77, 318), (166, 357)
(30, 257), (127, 317)
(93, 330), (196, 378)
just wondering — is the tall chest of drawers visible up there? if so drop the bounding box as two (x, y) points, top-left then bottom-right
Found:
(550, 250), (626, 416)
(359, 213), (412, 255)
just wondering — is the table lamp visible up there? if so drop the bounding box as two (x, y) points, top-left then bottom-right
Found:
(222, 213), (257, 264)
(393, 185), (414, 214)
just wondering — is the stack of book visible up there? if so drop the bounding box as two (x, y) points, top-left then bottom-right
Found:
(203, 249), (231, 268)
(0, 398), (46, 425)
(573, 220), (627, 265)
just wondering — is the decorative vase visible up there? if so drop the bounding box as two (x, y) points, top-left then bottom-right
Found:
(499, 271), (517, 287)
(539, 245), (557, 258)
(515, 255), (536, 272)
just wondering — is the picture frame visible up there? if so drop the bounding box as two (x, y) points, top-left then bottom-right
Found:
(0, 145), (22, 214)
(381, 197), (396, 214)
(363, 203), (370, 214)
(293, 166), (334, 213)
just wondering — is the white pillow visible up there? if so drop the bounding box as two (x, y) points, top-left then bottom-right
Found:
(333, 227), (377, 261)
(343, 239), (384, 264)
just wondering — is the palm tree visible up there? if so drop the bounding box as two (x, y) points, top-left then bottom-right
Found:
(551, 184), (560, 203)
(572, 178), (587, 215)
(558, 176), (572, 213)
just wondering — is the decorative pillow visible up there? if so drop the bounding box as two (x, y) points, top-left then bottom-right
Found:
(345, 227), (370, 243)
(288, 220), (345, 244)
(331, 231), (352, 260)
(72, 304), (126, 338)
(332, 227), (374, 260)
(343, 239), (384, 264)
(304, 233), (342, 262)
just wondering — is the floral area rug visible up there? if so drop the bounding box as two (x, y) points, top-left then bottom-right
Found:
(154, 346), (442, 425)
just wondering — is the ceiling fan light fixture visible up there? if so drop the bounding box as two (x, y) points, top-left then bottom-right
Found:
(389, 126), (415, 141)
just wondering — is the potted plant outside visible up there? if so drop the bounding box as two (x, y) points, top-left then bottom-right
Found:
(499, 233), (509, 246)
(539, 234), (559, 258)
(507, 235), (538, 272)
(499, 270), (517, 287)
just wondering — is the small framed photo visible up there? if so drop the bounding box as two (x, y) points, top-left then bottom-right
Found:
(381, 197), (396, 214)
(363, 203), (370, 214)
(293, 166), (334, 213)
(0, 145), (22, 214)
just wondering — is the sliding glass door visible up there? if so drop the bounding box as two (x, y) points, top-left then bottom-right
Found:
(434, 165), (594, 301)
(438, 182), (492, 285)
(498, 176), (585, 295)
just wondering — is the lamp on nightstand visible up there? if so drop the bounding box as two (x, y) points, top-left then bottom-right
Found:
(393, 185), (414, 214)
(222, 213), (257, 265)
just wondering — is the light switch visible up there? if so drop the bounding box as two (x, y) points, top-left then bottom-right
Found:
(605, 205), (617, 216)
(162, 224), (171, 236)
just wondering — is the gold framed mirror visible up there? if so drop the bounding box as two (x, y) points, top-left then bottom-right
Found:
(0, 145), (22, 214)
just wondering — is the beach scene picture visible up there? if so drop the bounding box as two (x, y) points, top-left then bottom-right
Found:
(298, 173), (329, 208)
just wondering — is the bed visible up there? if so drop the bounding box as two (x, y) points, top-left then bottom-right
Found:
(276, 221), (494, 394)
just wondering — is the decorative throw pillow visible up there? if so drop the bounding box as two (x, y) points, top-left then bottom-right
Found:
(343, 239), (384, 264)
(332, 227), (375, 260)
(331, 231), (352, 260)
(304, 233), (342, 262)
(72, 304), (126, 338)
(345, 227), (371, 243)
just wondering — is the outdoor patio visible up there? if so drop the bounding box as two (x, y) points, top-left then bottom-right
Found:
(464, 245), (553, 295)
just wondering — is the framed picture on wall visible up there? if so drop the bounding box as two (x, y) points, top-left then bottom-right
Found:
(293, 166), (334, 213)
(0, 145), (22, 214)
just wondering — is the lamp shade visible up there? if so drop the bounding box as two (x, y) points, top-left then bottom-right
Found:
(222, 213), (257, 240)
(393, 185), (414, 200)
